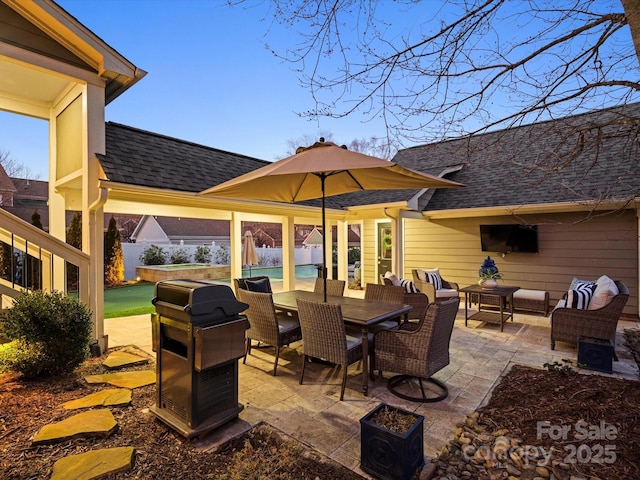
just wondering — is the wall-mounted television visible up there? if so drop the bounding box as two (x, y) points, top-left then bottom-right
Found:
(480, 224), (539, 253)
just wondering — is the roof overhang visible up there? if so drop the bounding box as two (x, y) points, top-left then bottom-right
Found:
(422, 198), (640, 219)
(1, 0), (146, 106)
(99, 180), (349, 225)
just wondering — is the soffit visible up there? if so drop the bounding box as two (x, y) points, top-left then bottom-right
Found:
(0, 0), (144, 107)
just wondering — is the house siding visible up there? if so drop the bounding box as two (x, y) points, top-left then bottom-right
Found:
(361, 219), (378, 286)
(402, 210), (637, 316)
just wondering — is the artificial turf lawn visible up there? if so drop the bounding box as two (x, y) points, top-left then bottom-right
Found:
(104, 282), (156, 318)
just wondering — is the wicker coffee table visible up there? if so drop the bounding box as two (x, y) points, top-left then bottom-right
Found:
(460, 284), (520, 332)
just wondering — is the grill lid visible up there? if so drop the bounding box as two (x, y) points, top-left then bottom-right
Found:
(152, 280), (248, 324)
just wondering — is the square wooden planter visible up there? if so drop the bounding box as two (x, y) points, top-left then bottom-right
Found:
(360, 403), (424, 480)
(578, 336), (614, 374)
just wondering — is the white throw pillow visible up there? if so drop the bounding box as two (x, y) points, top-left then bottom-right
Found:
(384, 271), (400, 286)
(588, 275), (619, 310)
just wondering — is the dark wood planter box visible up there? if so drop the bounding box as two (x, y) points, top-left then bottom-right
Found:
(360, 403), (424, 480)
(578, 336), (614, 374)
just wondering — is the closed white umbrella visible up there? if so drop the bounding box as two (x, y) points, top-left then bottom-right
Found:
(242, 230), (259, 275)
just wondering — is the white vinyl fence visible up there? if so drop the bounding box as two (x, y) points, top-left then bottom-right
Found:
(122, 243), (324, 281)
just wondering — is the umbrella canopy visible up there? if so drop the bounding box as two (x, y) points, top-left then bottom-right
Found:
(200, 141), (463, 300)
(242, 230), (259, 274)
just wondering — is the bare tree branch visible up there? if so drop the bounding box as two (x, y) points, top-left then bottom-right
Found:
(246, 0), (639, 148)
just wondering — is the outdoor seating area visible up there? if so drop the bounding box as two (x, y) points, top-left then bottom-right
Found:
(105, 276), (639, 474)
(551, 279), (629, 357)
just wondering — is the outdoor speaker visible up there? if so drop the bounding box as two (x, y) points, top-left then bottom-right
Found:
(578, 336), (614, 374)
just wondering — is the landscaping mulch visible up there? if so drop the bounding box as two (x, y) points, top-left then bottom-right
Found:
(1, 332), (639, 479)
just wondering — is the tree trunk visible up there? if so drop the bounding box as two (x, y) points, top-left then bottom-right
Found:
(622, 0), (640, 65)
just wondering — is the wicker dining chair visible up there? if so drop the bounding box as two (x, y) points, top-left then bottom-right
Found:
(237, 288), (302, 376)
(363, 283), (406, 330)
(373, 297), (460, 402)
(233, 276), (272, 294)
(295, 297), (363, 401)
(313, 277), (346, 297)
(379, 275), (430, 323)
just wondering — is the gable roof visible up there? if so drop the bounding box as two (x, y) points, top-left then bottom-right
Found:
(99, 122), (272, 193)
(394, 102), (640, 212)
(97, 104), (639, 215)
(98, 122), (331, 208)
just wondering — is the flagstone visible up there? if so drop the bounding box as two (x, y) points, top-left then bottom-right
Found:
(33, 409), (117, 445)
(84, 369), (156, 388)
(50, 446), (135, 480)
(62, 388), (132, 410)
(102, 350), (149, 369)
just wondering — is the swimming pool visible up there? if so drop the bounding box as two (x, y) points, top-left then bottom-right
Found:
(241, 264), (319, 279)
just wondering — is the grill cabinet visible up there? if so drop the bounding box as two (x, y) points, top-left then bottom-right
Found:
(150, 279), (249, 438)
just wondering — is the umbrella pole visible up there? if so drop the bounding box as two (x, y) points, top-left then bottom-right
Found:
(321, 174), (327, 302)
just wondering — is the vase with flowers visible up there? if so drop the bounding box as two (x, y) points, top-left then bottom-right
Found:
(478, 256), (503, 288)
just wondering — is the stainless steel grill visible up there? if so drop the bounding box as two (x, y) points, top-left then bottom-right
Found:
(150, 279), (248, 438)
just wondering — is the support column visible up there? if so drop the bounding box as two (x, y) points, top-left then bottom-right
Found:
(282, 216), (295, 291)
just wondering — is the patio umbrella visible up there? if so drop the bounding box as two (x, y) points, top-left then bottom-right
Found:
(242, 230), (259, 275)
(200, 140), (463, 301)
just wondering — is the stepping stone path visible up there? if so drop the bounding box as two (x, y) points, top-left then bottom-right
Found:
(51, 446), (135, 480)
(33, 409), (118, 445)
(33, 348), (155, 479)
(102, 350), (149, 370)
(84, 369), (156, 388)
(62, 388), (132, 409)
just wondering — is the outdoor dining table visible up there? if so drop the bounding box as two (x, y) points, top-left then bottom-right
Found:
(271, 290), (412, 396)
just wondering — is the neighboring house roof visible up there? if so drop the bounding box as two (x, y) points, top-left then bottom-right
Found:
(0, 164), (16, 206)
(303, 227), (323, 246)
(11, 178), (48, 205)
(154, 216), (230, 238)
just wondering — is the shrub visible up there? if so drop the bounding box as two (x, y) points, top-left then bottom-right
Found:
(194, 245), (211, 263)
(169, 247), (191, 264)
(214, 244), (230, 265)
(139, 244), (166, 265)
(0, 290), (92, 378)
(348, 246), (361, 265)
(104, 217), (124, 286)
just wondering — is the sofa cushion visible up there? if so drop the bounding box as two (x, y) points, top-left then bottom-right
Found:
(566, 281), (596, 309)
(588, 275), (619, 310)
(435, 288), (458, 299)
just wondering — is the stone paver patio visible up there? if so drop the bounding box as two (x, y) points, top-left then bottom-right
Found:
(105, 279), (639, 476)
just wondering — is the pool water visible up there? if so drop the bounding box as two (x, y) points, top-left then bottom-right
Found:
(241, 264), (319, 280)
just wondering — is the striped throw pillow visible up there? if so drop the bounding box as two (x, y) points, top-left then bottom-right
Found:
(425, 271), (443, 291)
(399, 279), (419, 293)
(566, 281), (596, 309)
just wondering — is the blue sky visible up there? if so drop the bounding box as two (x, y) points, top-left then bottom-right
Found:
(0, 0), (391, 179)
(0, 1), (634, 180)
